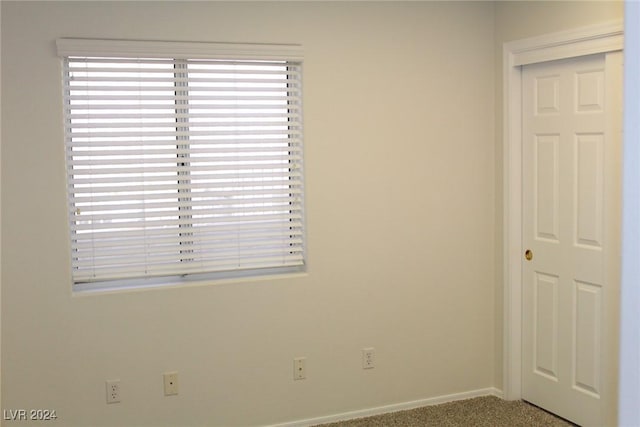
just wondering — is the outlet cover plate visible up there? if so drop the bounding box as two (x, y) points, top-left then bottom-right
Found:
(362, 347), (375, 369)
(106, 380), (121, 404)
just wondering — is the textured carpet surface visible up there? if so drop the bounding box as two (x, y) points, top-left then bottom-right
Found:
(315, 396), (576, 427)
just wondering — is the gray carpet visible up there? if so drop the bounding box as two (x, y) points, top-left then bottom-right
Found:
(315, 396), (576, 427)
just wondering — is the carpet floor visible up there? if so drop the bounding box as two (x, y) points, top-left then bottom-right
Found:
(315, 396), (576, 427)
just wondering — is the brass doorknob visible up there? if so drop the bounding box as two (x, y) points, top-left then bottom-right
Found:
(525, 249), (533, 261)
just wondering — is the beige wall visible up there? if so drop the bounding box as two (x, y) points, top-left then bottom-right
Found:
(0, 1), (625, 426)
(492, 0), (623, 389)
(1, 2), (496, 426)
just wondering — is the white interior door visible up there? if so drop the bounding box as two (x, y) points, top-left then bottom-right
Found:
(522, 52), (622, 427)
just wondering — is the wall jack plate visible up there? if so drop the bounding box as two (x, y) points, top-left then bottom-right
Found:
(163, 372), (179, 396)
(293, 357), (306, 380)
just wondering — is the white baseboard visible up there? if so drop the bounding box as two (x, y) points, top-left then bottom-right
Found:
(268, 387), (504, 427)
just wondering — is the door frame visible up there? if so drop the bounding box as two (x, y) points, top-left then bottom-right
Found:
(502, 20), (623, 401)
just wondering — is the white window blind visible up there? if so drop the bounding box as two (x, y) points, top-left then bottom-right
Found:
(58, 39), (305, 287)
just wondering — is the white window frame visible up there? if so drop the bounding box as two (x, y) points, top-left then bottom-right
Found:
(57, 38), (306, 292)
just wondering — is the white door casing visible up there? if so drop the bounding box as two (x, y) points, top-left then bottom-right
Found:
(521, 52), (622, 427)
(619, 3), (640, 425)
(502, 20), (623, 425)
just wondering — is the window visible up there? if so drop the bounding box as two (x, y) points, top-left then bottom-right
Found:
(57, 39), (305, 290)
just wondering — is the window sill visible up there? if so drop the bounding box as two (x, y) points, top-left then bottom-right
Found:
(72, 266), (307, 296)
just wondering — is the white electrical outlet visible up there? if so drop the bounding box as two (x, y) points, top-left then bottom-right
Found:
(163, 372), (179, 396)
(105, 380), (121, 404)
(293, 357), (306, 380)
(362, 347), (375, 369)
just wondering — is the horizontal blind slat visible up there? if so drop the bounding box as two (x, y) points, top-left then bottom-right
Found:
(72, 231), (304, 251)
(71, 221), (303, 242)
(66, 146), (301, 157)
(69, 170), (302, 185)
(74, 240), (304, 264)
(70, 212), (303, 231)
(67, 154), (298, 167)
(70, 185), (303, 199)
(65, 65), (301, 76)
(65, 164), (300, 177)
(67, 137), (300, 148)
(67, 129), (300, 139)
